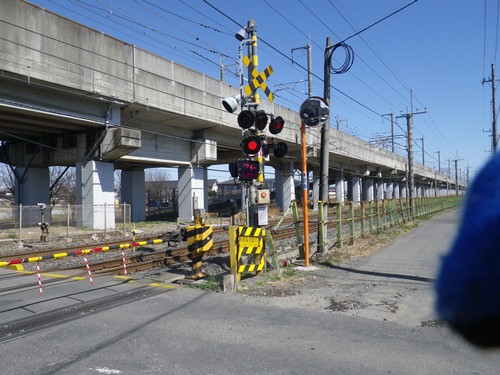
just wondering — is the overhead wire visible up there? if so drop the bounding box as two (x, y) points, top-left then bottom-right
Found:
(328, 0), (411, 106)
(65, 0), (239, 83)
(203, 0), (383, 117)
(325, 0), (455, 166)
(19, 0), (455, 171)
(52, 0), (222, 73)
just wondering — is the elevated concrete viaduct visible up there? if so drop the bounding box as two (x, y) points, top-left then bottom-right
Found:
(0, 1), (463, 228)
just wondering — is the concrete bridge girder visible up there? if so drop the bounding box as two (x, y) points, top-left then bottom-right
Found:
(0, 1), (467, 229)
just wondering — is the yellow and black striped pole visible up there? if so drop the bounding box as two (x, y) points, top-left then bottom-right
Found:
(185, 224), (213, 279)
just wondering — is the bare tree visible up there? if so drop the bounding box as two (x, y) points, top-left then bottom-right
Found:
(145, 168), (172, 203)
(0, 163), (15, 196)
(0, 164), (76, 205)
(49, 166), (76, 205)
(114, 169), (121, 202)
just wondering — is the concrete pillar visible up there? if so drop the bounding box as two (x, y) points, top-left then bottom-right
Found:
(386, 180), (394, 200)
(121, 169), (146, 222)
(14, 167), (50, 205)
(416, 184), (422, 198)
(346, 179), (353, 201)
(14, 167), (51, 226)
(178, 166), (207, 223)
(362, 178), (374, 201)
(351, 176), (361, 203)
(393, 181), (400, 199)
(400, 182), (407, 198)
(376, 179), (385, 200)
(274, 161), (295, 212)
(336, 180), (345, 203)
(76, 161), (115, 229)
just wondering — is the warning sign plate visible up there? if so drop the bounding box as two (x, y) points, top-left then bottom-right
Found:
(239, 236), (260, 248)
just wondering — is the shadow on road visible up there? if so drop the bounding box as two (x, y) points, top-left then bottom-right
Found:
(324, 264), (434, 283)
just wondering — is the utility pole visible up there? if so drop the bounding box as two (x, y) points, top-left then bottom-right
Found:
(417, 137), (425, 165)
(482, 63), (498, 152)
(397, 90), (426, 217)
(291, 39), (313, 97)
(390, 112), (394, 153)
(434, 150), (440, 173)
(318, 36), (333, 253)
(381, 112), (395, 153)
(452, 156), (464, 196)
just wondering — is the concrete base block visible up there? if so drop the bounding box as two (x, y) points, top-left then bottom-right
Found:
(223, 274), (235, 293)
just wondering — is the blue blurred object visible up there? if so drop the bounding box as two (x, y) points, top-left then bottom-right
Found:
(436, 153), (500, 347)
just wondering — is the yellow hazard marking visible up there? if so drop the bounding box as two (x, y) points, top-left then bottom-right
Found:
(146, 283), (178, 289)
(5, 264), (24, 271)
(114, 276), (134, 282)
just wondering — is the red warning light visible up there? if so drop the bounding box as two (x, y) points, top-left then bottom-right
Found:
(241, 135), (261, 155)
(269, 116), (285, 134)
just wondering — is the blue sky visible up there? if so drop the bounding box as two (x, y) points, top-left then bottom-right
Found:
(26, 0), (500, 181)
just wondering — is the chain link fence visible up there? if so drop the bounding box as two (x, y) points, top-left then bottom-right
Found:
(0, 203), (131, 241)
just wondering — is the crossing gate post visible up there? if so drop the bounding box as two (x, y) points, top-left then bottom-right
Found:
(185, 223), (213, 279)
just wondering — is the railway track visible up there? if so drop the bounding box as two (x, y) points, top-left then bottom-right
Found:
(1, 197), (441, 278)
(64, 226), (303, 276)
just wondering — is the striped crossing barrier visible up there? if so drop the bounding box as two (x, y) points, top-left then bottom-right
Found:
(0, 239), (164, 267)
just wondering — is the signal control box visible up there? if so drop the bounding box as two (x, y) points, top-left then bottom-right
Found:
(257, 189), (270, 204)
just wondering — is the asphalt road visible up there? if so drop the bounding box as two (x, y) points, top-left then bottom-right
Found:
(1, 208), (500, 374)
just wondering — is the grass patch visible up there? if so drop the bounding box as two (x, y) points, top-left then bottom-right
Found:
(192, 275), (220, 291)
(282, 267), (296, 278)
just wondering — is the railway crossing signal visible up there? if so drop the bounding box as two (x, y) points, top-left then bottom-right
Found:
(254, 111), (268, 130)
(229, 158), (259, 181)
(237, 110), (287, 159)
(237, 110), (255, 129)
(241, 135), (261, 155)
(271, 141), (287, 158)
(269, 116), (284, 134)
